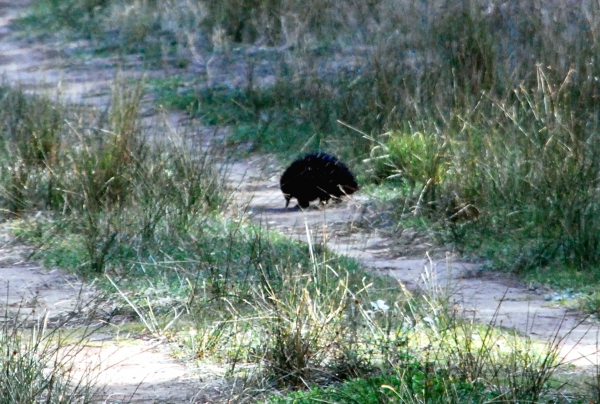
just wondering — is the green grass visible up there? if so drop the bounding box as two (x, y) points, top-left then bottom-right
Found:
(0, 80), (577, 400)
(520, 265), (600, 315)
(150, 65), (600, 314)
(132, 2), (600, 287)
(150, 77), (370, 160)
(0, 321), (100, 403)
(23, 0), (600, 285)
(0, 76), (592, 402)
(10, 0), (600, 400)
(0, 81), (228, 273)
(269, 370), (491, 404)
(149, 77), (201, 112)
(0, 285), (102, 403)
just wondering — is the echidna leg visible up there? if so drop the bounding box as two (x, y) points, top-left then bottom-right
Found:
(297, 199), (310, 209)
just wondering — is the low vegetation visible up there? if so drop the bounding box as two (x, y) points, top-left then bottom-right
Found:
(22, 0), (600, 287)
(0, 308), (100, 403)
(5, 0), (600, 401)
(0, 77), (588, 401)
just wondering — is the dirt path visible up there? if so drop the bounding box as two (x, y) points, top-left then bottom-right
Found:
(0, 1), (598, 402)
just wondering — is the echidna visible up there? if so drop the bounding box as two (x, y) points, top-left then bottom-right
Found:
(280, 153), (358, 209)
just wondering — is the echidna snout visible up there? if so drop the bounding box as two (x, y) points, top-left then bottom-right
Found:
(280, 153), (358, 209)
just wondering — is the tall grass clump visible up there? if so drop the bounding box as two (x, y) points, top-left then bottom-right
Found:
(469, 69), (600, 271)
(351, 1), (600, 275)
(1, 81), (228, 274)
(173, 252), (571, 402)
(112, 222), (409, 388)
(371, 65), (600, 272)
(0, 310), (100, 403)
(0, 85), (64, 215)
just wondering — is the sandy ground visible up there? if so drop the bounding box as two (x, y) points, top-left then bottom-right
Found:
(0, 1), (598, 402)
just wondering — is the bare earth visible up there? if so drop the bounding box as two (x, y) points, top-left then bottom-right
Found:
(0, 1), (598, 402)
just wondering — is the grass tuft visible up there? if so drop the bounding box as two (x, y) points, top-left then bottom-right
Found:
(0, 305), (100, 403)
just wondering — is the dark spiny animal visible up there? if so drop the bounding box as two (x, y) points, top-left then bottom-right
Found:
(280, 153), (358, 209)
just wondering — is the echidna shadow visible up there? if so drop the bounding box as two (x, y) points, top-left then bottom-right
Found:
(280, 153), (358, 209)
